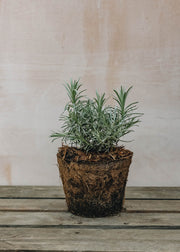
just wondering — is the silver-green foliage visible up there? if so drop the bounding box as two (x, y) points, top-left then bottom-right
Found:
(50, 80), (143, 152)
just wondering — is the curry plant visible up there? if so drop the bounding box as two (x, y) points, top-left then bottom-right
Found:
(50, 79), (143, 152)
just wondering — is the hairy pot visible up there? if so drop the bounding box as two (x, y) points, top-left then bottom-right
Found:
(57, 146), (133, 217)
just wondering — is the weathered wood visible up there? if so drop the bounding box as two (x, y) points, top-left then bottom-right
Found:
(0, 186), (64, 198)
(0, 211), (179, 227)
(125, 200), (180, 213)
(0, 198), (66, 212)
(126, 187), (180, 199)
(0, 186), (179, 251)
(0, 198), (179, 212)
(0, 186), (179, 199)
(0, 228), (179, 251)
(0, 240), (179, 251)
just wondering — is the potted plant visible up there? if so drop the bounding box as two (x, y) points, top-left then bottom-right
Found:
(50, 79), (143, 217)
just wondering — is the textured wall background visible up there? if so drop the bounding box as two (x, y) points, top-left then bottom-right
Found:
(0, 0), (180, 186)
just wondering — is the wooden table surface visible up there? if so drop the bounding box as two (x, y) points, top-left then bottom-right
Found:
(0, 186), (180, 251)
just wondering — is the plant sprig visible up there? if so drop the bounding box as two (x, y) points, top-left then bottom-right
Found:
(50, 80), (143, 152)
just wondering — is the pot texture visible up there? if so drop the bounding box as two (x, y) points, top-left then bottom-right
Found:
(57, 147), (133, 217)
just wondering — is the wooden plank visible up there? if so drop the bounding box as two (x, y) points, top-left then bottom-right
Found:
(0, 186), (179, 199)
(0, 186), (64, 198)
(0, 199), (66, 212)
(0, 228), (179, 251)
(125, 187), (180, 199)
(125, 200), (180, 213)
(0, 211), (179, 227)
(0, 199), (179, 212)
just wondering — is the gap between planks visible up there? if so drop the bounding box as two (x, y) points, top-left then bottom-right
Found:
(0, 225), (180, 230)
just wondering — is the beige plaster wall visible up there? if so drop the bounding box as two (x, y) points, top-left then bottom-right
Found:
(0, 0), (180, 186)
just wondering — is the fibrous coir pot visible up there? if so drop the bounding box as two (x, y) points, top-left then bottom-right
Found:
(57, 146), (133, 217)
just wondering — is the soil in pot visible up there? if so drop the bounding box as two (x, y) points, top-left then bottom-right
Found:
(57, 146), (133, 217)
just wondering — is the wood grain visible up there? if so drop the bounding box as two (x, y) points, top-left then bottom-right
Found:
(0, 211), (179, 227)
(0, 186), (179, 199)
(0, 198), (179, 212)
(0, 186), (179, 251)
(0, 228), (179, 251)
